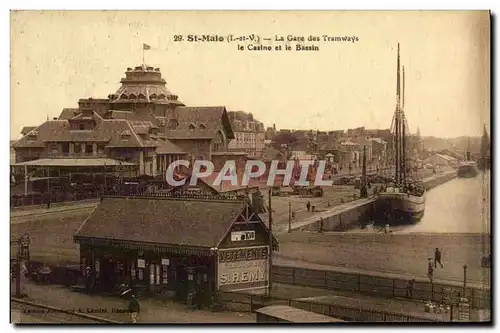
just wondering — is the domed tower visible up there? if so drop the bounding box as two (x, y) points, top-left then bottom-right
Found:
(108, 65), (184, 118)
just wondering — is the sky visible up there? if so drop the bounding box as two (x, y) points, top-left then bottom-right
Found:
(10, 11), (490, 139)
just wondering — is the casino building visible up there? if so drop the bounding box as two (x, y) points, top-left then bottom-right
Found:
(12, 64), (238, 185)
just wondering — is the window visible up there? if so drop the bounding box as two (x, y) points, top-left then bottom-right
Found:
(79, 124), (85, 130)
(74, 144), (82, 154)
(167, 119), (179, 130)
(188, 123), (196, 130)
(199, 123), (206, 130)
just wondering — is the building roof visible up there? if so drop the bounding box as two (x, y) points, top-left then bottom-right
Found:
(369, 137), (386, 144)
(434, 154), (457, 161)
(58, 108), (80, 120)
(165, 106), (235, 140)
(255, 305), (344, 323)
(155, 140), (186, 154)
(109, 65), (184, 107)
(13, 158), (137, 167)
(74, 196), (247, 248)
(195, 171), (260, 193)
(20, 126), (37, 136)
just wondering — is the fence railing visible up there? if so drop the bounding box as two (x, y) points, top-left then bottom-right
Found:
(10, 192), (101, 208)
(272, 265), (490, 310)
(217, 291), (443, 322)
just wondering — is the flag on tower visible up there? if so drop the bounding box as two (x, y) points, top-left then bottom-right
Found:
(143, 43), (151, 50)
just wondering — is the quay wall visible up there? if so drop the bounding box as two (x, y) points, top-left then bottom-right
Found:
(301, 170), (458, 232)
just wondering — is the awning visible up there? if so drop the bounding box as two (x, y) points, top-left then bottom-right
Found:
(13, 158), (137, 167)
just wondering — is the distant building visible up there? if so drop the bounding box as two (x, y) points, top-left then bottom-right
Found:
(227, 111), (265, 157)
(423, 153), (457, 167)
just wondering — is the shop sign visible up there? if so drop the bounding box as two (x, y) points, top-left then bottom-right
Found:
(218, 246), (269, 286)
(218, 246), (268, 263)
(137, 259), (145, 268)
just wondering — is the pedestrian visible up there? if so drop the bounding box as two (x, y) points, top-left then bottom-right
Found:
(405, 279), (415, 298)
(427, 258), (434, 284)
(84, 266), (91, 291)
(306, 201), (311, 212)
(434, 248), (444, 268)
(128, 294), (140, 323)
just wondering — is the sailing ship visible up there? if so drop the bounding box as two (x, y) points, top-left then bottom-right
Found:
(375, 44), (426, 224)
(457, 139), (478, 178)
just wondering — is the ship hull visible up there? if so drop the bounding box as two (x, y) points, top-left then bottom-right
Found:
(374, 192), (426, 225)
(457, 165), (478, 178)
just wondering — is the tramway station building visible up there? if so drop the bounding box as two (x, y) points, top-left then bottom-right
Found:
(73, 192), (278, 306)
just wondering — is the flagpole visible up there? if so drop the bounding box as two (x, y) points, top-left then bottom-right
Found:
(142, 46), (145, 66)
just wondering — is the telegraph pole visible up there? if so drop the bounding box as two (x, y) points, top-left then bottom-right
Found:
(268, 187), (273, 299)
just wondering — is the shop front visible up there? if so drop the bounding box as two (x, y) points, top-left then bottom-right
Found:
(74, 192), (278, 306)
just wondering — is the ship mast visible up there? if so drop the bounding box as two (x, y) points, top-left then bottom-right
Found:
(402, 65), (406, 183)
(394, 43), (401, 183)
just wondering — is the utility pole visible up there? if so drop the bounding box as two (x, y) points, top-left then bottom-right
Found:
(268, 187), (273, 299)
(463, 265), (468, 296)
(288, 201), (292, 233)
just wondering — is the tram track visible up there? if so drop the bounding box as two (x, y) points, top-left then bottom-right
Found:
(11, 298), (121, 324)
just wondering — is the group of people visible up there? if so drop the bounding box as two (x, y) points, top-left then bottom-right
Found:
(406, 248), (444, 298)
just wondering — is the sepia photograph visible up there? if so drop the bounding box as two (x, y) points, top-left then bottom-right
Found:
(9, 10), (491, 324)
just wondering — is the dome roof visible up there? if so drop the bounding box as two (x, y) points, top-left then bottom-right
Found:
(110, 65), (184, 106)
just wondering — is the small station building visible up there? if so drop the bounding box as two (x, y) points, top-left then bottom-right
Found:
(73, 192), (278, 305)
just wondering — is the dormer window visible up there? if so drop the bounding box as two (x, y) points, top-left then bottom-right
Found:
(138, 93), (146, 99)
(120, 94), (128, 100)
(150, 94), (157, 100)
(121, 130), (131, 142)
(129, 94), (137, 99)
(188, 123), (196, 130)
(199, 123), (206, 130)
(158, 94), (166, 99)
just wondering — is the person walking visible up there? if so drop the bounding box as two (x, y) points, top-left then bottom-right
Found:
(128, 294), (140, 324)
(434, 248), (444, 268)
(306, 201), (311, 212)
(427, 258), (434, 284)
(405, 279), (415, 298)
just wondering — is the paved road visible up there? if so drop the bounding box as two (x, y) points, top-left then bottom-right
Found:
(17, 281), (255, 324)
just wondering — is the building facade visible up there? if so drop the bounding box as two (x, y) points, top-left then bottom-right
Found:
(227, 111), (265, 157)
